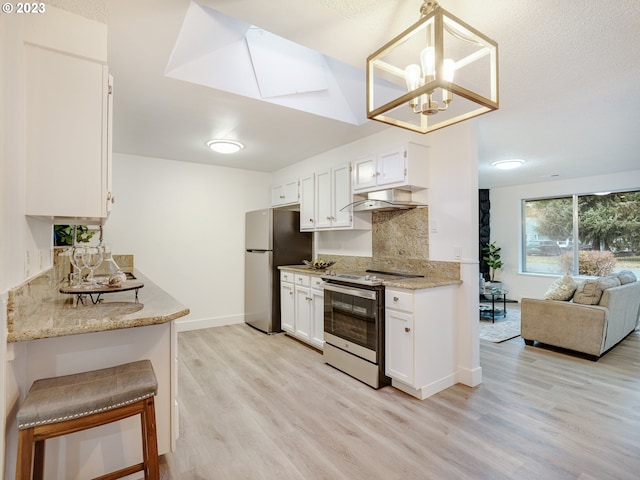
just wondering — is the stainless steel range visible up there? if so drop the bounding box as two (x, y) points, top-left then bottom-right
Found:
(321, 270), (423, 389)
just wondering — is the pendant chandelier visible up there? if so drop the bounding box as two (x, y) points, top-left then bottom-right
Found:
(366, 1), (499, 134)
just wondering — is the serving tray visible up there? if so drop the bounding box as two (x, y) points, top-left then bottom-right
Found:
(60, 281), (144, 305)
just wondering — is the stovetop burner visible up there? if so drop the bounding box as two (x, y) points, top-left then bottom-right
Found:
(321, 269), (424, 287)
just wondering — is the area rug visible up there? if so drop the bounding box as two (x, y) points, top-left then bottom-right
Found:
(479, 303), (521, 343)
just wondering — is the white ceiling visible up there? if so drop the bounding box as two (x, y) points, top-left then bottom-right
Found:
(106, 0), (640, 189)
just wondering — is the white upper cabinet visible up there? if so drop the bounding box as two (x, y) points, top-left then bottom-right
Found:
(299, 174), (315, 231)
(352, 154), (377, 191)
(271, 179), (299, 206)
(353, 143), (429, 193)
(23, 7), (112, 224)
(314, 163), (366, 230)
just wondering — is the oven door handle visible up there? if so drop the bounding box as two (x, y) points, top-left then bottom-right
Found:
(323, 283), (377, 300)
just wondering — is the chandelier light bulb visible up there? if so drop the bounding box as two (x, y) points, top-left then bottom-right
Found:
(442, 58), (455, 82)
(442, 58), (455, 103)
(419, 46), (435, 80)
(404, 64), (422, 91)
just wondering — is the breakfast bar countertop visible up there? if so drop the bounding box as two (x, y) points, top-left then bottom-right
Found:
(7, 269), (190, 343)
(278, 265), (462, 290)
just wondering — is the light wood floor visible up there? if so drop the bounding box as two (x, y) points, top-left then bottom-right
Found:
(164, 324), (640, 479)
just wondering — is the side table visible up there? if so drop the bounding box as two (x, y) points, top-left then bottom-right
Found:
(480, 288), (509, 323)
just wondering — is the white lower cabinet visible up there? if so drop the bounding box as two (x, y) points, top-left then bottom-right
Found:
(280, 277), (295, 333)
(310, 282), (325, 348)
(280, 271), (324, 349)
(295, 283), (312, 341)
(385, 285), (457, 400)
(385, 308), (414, 385)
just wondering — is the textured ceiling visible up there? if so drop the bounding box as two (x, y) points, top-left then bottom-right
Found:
(106, 0), (640, 188)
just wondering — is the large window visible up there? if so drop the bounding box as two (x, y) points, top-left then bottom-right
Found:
(523, 191), (640, 277)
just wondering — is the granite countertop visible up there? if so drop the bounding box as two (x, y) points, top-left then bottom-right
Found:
(278, 265), (462, 290)
(278, 265), (326, 276)
(7, 270), (190, 343)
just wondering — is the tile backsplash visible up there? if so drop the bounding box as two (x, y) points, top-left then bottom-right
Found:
(372, 208), (429, 260)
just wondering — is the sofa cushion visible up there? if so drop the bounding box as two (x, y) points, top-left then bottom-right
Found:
(607, 270), (637, 285)
(573, 277), (621, 305)
(544, 274), (578, 301)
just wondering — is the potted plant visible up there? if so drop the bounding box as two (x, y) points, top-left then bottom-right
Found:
(53, 225), (95, 247)
(482, 241), (504, 286)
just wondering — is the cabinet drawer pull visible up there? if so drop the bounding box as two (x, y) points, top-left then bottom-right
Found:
(405, 327), (411, 333)
(393, 296), (399, 302)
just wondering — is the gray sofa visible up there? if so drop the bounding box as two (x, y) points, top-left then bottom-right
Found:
(521, 278), (640, 359)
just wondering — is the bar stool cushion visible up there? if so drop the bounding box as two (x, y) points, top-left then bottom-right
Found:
(17, 360), (158, 430)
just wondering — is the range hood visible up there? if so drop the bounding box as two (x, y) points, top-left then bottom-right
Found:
(343, 189), (427, 212)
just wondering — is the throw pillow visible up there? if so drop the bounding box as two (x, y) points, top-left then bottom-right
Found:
(607, 270), (637, 285)
(544, 274), (578, 301)
(573, 276), (621, 305)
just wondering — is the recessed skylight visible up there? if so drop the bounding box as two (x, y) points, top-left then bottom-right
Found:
(206, 139), (244, 154)
(491, 159), (525, 170)
(165, 1), (367, 125)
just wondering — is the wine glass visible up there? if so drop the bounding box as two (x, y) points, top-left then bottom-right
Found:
(82, 245), (104, 287)
(69, 245), (86, 287)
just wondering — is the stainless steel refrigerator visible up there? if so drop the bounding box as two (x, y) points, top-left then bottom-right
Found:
(245, 208), (312, 333)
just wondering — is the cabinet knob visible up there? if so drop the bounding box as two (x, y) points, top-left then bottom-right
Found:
(309, 218), (314, 223)
(405, 327), (411, 333)
(393, 296), (399, 302)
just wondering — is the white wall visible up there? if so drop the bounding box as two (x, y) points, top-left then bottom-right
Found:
(103, 153), (271, 330)
(490, 169), (640, 301)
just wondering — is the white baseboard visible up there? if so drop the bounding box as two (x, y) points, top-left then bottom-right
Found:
(175, 314), (244, 332)
(392, 373), (458, 400)
(457, 365), (483, 387)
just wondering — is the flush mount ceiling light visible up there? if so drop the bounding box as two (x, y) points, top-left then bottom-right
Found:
(366, 1), (498, 134)
(492, 159), (525, 170)
(206, 139), (244, 154)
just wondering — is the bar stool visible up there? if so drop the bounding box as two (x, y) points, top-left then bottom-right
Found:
(16, 360), (160, 480)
